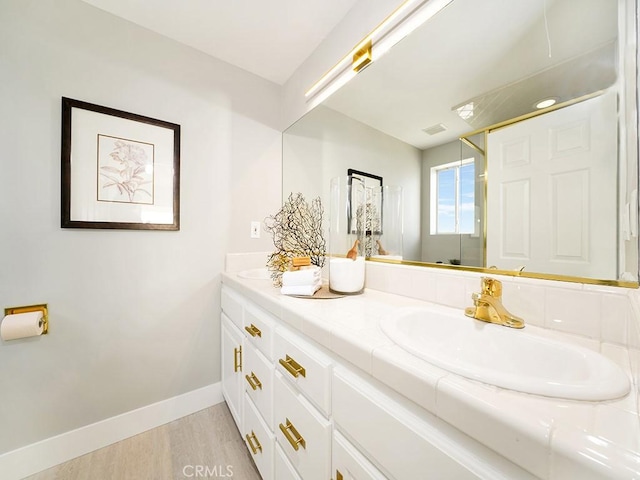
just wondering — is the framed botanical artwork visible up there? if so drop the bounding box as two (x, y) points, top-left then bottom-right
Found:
(61, 97), (180, 230)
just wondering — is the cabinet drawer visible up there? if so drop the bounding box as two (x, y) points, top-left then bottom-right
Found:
(275, 443), (302, 480)
(274, 326), (332, 415)
(244, 341), (274, 429)
(244, 303), (275, 360)
(274, 371), (331, 480)
(221, 286), (244, 329)
(243, 394), (274, 480)
(332, 368), (479, 480)
(333, 431), (387, 480)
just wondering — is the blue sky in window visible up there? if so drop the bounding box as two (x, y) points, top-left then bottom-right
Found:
(436, 162), (475, 234)
(437, 168), (456, 232)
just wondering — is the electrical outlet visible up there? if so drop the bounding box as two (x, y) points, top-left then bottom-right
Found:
(250, 221), (260, 238)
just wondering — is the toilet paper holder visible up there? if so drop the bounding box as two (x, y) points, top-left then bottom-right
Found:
(4, 304), (48, 334)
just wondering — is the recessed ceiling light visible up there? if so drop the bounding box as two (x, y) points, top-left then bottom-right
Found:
(535, 98), (558, 109)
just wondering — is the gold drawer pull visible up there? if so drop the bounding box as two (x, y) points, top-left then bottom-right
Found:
(245, 371), (262, 390)
(244, 324), (262, 337)
(233, 345), (242, 372)
(245, 430), (262, 455)
(279, 355), (306, 378)
(336, 470), (344, 480)
(279, 418), (306, 451)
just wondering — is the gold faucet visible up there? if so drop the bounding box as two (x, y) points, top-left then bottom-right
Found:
(464, 277), (524, 329)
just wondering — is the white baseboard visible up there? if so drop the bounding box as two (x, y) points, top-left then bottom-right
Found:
(0, 382), (223, 480)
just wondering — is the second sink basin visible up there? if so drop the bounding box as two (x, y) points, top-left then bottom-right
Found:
(380, 306), (630, 401)
(237, 268), (270, 280)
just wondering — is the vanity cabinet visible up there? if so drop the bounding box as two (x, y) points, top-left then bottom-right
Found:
(333, 368), (480, 479)
(332, 431), (388, 480)
(244, 303), (275, 360)
(241, 308), (277, 479)
(221, 284), (532, 480)
(221, 313), (243, 430)
(275, 443), (302, 480)
(243, 392), (275, 480)
(221, 285), (333, 480)
(274, 370), (331, 480)
(243, 338), (274, 428)
(221, 286), (275, 480)
(274, 326), (333, 416)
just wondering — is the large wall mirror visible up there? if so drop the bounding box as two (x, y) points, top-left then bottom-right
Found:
(283, 0), (639, 287)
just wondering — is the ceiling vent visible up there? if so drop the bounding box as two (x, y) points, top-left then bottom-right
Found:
(422, 123), (448, 136)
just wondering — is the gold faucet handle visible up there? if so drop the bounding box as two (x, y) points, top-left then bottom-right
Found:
(481, 277), (502, 298)
(470, 292), (481, 305)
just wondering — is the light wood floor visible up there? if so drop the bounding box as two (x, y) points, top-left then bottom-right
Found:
(25, 402), (261, 480)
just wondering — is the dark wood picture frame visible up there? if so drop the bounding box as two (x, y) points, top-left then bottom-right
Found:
(61, 97), (180, 230)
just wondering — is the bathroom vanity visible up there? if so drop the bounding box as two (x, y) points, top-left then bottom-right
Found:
(221, 266), (640, 479)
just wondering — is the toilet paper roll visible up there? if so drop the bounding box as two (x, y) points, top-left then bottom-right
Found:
(1, 311), (44, 341)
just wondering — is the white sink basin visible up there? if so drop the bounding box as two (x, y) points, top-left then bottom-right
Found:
(237, 268), (270, 280)
(380, 307), (630, 401)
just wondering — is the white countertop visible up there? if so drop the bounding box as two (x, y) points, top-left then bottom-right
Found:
(222, 271), (640, 479)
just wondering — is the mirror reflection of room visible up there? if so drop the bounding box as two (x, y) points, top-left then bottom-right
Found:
(283, 0), (637, 284)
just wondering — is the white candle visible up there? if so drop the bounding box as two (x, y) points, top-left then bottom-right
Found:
(329, 256), (365, 293)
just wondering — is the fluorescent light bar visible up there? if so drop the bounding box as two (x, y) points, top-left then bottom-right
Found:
(307, 69), (357, 110)
(305, 0), (452, 101)
(373, 0), (453, 61)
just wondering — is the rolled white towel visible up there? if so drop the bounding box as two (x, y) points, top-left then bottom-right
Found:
(282, 266), (321, 287)
(281, 279), (322, 296)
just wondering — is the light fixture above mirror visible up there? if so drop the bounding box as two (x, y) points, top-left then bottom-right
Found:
(304, 0), (454, 107)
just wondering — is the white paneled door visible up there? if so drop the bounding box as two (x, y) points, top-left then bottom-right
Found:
(487, 91), (617, 279)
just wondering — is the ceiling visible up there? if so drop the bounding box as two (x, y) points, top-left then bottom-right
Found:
(79, 0), (360, 85)
(322, 0), (618, 149)
(79, 0), (618, 149)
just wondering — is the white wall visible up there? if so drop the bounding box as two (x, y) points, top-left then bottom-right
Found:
(0, 0), (281, 455)
(284, 106), (422, 260)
